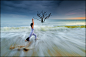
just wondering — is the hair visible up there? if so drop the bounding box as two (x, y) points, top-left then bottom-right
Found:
(30, 23), (33, 27)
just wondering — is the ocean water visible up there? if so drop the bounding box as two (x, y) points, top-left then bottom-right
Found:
(1, 19), (86, 56)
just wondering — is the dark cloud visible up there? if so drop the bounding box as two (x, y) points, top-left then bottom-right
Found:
(1, 1), (34, 15)
(11, 1), (22, 4)
(1, 1), (85, 19)
(57, 0), (64, 6)
(50, 0), (64, 7)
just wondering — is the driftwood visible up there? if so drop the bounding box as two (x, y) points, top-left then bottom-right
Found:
(9, 42), (32, 51)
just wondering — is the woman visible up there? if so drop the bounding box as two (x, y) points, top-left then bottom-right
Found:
(25, 19), (37, 41)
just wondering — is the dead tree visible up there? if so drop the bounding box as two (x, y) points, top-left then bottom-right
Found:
(36, 11), (51, 23)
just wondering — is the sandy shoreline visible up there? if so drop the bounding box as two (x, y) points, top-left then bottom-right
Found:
(1, 27), (85, 56)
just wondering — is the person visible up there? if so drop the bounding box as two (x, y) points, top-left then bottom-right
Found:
(25, 19), (37, 41)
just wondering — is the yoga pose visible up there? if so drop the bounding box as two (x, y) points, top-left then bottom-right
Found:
(25, 19), (37, 41)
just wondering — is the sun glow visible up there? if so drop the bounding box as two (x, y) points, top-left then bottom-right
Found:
(68, 17), (86, 19)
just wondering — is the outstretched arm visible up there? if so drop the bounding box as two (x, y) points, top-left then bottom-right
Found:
(32, 19), (34, 25)
(32, 19), (34, 29)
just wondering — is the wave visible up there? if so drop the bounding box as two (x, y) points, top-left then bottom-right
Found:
(1, 25), (85, 32)
(1, 25), (85, 56)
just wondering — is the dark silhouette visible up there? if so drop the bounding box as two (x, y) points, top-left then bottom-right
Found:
(34, 11), (51, 23)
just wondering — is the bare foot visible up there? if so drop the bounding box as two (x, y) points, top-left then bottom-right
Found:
(35, 38), (38, 40)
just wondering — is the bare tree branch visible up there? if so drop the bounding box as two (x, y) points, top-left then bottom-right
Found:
(37, 12), (43, 19)
(44, 13), (51, 19)
(33, 17), (41, 21)
(37, 11), (51, 23)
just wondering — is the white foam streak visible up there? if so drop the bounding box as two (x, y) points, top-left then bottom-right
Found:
(1, 27), (85, 56)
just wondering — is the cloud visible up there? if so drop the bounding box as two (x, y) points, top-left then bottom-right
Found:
(57, 0), (64, 6)
(1, 1), (85, 19)
(66, 13), (76, 15)
(1, 14), (29, 19)
(11, 1), (22, 4)
(57, 1), (85, 14)
(67, 17), (86, 19)
(1, 1), (58, 16)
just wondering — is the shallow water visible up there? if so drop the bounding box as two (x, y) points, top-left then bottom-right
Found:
(1, 26), (85, 56)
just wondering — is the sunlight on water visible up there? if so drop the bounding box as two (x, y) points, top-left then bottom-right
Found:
(1, 26), (85, 56)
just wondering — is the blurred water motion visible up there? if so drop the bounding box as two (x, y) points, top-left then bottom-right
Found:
(1, 26), (85, 56)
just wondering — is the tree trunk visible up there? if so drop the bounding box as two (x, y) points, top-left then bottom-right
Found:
(41, 18), (43, 23)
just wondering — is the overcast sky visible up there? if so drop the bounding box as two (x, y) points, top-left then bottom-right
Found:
(1, 0), (85, 20)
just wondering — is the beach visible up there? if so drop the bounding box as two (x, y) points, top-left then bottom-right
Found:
(1, 19), (86, 56)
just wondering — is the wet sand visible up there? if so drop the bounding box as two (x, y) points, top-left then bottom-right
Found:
(1, 27), (85, 56)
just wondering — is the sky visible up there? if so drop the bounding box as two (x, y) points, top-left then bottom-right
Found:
(1, 0), (85, 20)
